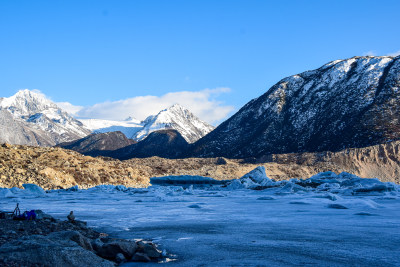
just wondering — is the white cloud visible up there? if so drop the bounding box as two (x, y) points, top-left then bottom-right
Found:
(386, 50), (400, 57)
(62, 88), (234, 125)
(363, 50), (376, 56)
(56, 102), (83, 115)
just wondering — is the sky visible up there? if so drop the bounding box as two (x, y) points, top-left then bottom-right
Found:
(1, 0), (400, 124)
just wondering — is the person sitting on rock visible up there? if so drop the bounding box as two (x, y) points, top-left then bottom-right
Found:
(67, 211), (75, 222)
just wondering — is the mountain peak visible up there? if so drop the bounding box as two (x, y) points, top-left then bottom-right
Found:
(0, 89), (57, 116)
(167, 103), (185, 110)
(124, 116), (140, 123)
(158, 103), (187, 115)
(132, 104), (214, 143)
(0, 89), (91, 146)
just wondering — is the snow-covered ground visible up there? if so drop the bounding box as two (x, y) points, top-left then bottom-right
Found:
(1, 169), (399, 266)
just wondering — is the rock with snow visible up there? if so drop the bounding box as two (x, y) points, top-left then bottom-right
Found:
(190, 55), (400, 158)
(134, 104), (214, 143)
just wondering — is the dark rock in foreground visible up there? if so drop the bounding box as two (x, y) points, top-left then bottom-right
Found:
(0, 210), (166, 266)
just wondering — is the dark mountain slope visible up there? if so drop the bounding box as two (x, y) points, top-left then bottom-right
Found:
(190, 56), (400, 158)
(108, 129), (189, 159)
(58, 131), (136, 157)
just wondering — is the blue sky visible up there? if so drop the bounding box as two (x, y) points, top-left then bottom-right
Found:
(1, 0), (399, 124)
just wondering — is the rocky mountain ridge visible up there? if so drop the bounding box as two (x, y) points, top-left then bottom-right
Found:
(0, 90), (91, 146)
(191, 55), (400, 158)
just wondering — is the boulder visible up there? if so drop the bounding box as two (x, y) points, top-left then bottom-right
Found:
(137, 241), (162, 259)
(115, 253), (126, 263)
(131, 252), (151, 262)
(71, 220), (87, 229)
(92, 238), (104, 252)
(47, 231), (93, 251)
(96, 239), (137, 260)
(0, 235), (114, 267)
(35, 210), (55, 221)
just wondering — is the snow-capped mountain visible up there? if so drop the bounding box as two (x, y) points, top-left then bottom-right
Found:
(191, 55), (400, 158)
(133, 104), (214, 143)
(0, 90), (91, 146)
(81, 104), (214, 143)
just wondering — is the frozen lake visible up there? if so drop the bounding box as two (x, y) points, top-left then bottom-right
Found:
(1, 170), (400, 266)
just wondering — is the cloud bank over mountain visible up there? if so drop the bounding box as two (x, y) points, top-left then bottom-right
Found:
(57, 88), (234, 125)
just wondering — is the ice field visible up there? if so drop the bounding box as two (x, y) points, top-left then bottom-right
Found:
(1, 168), (400, 266)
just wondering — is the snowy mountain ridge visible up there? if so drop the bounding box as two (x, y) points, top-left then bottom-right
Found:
(191, 55), (400, 158)
(0, 90), (213, 146)
(81, 104), (214, 143)
(0, 89), (91, 146)
(133, 104), (214, 143)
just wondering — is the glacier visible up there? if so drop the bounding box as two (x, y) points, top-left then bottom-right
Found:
(1, 169), (399, 266)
